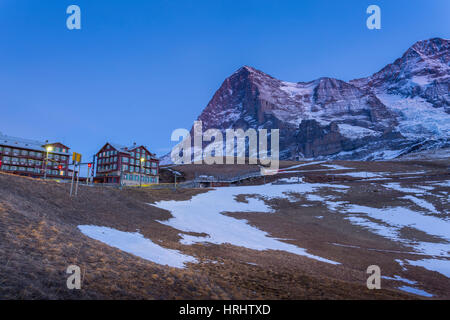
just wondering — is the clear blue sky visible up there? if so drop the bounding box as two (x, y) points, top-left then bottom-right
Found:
(0, 0), (448, 159)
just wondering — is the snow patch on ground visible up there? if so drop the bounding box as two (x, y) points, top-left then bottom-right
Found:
(336, 203), (450, 278)
(382, 275), (417, 285)
(433, 181), (450, 188)
(332, 172), (383, 178)
(78, 225), (197, 268)
(402, 195), (438, 214)
(151, 184), (349, 265)
(344, 205), (450, 246)
(306, 194), (326, 202)
(390, 171), (427, 176)
(281, 161), (325, 170)
(321, 164), (351, 170)
(340, 202), (450, 278)
(276, 177), (303, 183)
(397, 286), (433, 297)
(383, 182), (427, 194)
(406, 258), (450, 278)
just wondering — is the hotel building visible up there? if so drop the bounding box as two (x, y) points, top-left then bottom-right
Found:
(94, 142), (159, 185)
(0, 132), (71, 179)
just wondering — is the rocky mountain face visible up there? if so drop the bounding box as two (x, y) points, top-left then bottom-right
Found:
(193, 38), (450, 161)
(351, 38), (449, 113)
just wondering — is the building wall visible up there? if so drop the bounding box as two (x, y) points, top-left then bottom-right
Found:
(95, 143), (160, 185)
(0, 143), (70, 179)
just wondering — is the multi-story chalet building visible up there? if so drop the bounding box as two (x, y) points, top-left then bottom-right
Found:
(0, 132), (71, 179)
(94, 142), (159, 185)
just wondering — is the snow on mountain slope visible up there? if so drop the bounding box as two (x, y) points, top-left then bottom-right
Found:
(163, 38), (449, 162)
(376, 94), (450, 140)
(350, 38), (450, 144)
(337, 124), (382, 140)
(199, 67), (396, 133)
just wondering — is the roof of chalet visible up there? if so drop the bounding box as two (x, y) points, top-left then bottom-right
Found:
(99, 142), (158, 159)
(0, 132), (70, 156)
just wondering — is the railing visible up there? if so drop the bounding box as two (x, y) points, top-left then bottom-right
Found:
(193, 170), (262, 184)
(131, 171), (262, 190)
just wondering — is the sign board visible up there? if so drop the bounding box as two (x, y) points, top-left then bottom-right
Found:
(72, 152), (82, 163)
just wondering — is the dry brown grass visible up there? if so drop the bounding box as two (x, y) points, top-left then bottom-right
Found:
(1, 159), (448, 300)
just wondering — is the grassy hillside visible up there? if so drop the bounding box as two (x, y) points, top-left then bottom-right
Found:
(0, 170), (432, 299)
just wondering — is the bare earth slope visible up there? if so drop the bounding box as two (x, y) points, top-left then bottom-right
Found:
(0, 160), (449, 299)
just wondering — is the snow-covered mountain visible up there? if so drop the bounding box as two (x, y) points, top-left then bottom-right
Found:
(350, 38), (449, 143)
(171, 38), (449, 162)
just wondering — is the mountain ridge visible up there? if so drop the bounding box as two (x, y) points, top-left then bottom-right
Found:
(164, 38), (449, 163)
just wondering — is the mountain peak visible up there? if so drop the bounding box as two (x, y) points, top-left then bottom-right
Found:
(241, 65), (257, 72)
(317, 77), (343, 84)
(410, 37), (449, 57)
(232, 65), (274, 79)
(238, 65), (259, 73)
(193, 38), (449, 161)
(232, 65), (257, 76)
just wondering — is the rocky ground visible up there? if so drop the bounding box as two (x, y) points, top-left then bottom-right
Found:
(0, 159), (449, 299)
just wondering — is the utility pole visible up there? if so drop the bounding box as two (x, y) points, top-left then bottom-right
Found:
(70, 163), (76, 197)
(93, 154), (96, 185)
(70, 152), (82, 197)
(119, 159), (123, 190)
(139, 158), (145, 188)
(86, 162), (90, 185)
(174, 172), (177, 190)
(87, 161), (94, 185)
(75, 165), (80, 196)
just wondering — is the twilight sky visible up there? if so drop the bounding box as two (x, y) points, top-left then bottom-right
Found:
(0, 0), (448, 159)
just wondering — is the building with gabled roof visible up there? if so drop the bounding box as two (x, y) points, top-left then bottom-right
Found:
(0, 132), (71, 179)
(94, 142), (159, 185)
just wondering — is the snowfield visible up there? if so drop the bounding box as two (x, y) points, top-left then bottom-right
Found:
(406, 258), (450, 278)
(331, 172), (383, 178)
(397, 285), (433, 297)
(152, 180), (448, 274)
(342, 205), (450, 256)
(402, 195), (438, 214)
(152, 181), (449, 278)
(79, 178), (449, 280)
(383, 182), (428, 194)
(152, 183), (350, 265)
(78, 225), (197, 268)
(376, 93), (450, 140)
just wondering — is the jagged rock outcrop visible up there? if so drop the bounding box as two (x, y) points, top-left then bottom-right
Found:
(186, 38), (450, 160)
(295, 120), (344, 158)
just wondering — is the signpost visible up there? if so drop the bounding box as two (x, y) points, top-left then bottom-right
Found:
(168, 168), (181, 191)
(90, 155), (95, 185)
(75, 163), (80, 196)
(70, 152), (82, 197)
(140, 158), (145, 187)
(87, 163), (92, 185)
